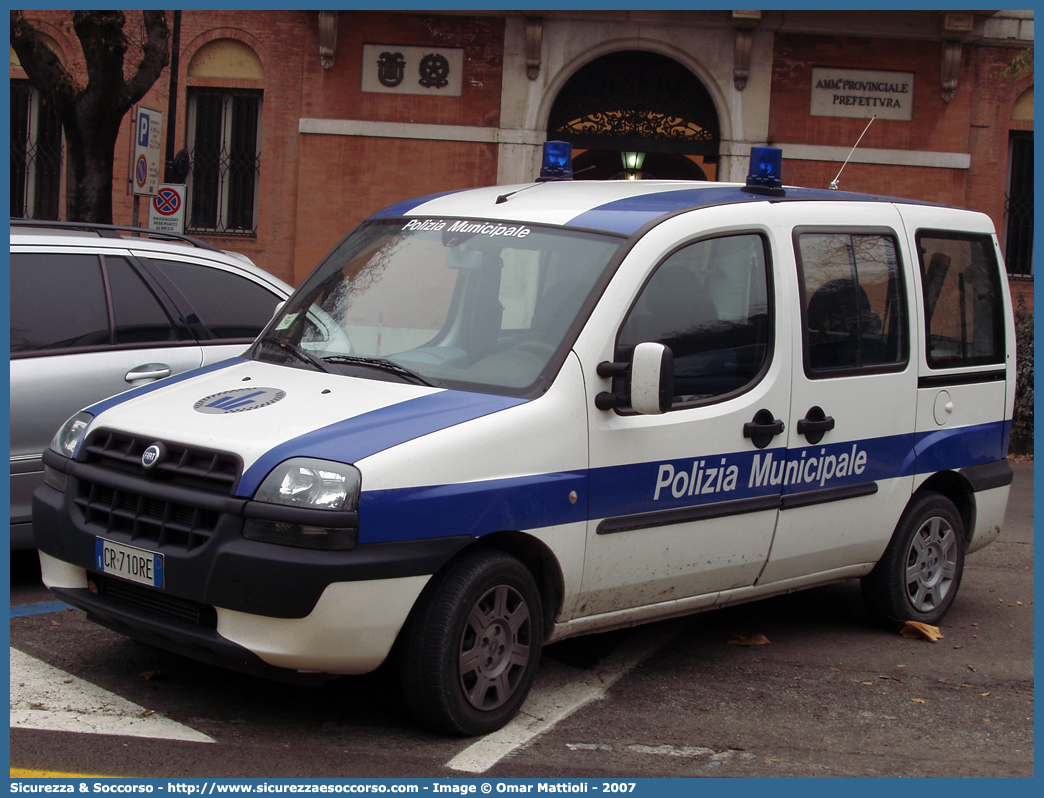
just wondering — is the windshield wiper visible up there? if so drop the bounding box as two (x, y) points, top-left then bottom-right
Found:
(258, 336), (332, 373)
(322, 355), (437, 387)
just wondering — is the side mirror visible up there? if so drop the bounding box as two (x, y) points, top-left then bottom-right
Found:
(630, 342), (674, 414)
(595, 342), (674, 414)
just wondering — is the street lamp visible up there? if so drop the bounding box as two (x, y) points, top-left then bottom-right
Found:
(621, 151), (645, 180)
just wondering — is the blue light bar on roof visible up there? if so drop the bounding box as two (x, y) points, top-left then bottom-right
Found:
(539, 140), (573, 181)
(746, 146), (785, 195)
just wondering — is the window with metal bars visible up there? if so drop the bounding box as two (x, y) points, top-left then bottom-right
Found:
(1005, 131), (1033, 277)
(10, 80), (63, 220)
(186, 88), (262, 236)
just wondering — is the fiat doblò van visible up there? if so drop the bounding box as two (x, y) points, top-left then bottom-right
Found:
(34, 147), (1014, 736)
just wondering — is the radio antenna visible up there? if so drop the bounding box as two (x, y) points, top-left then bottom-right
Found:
(829, 115), (876, 190)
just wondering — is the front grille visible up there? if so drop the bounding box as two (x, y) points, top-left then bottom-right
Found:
(90, 573), (216, 627)
(74, 430), (242, 552)
(83, 430), (241, 493)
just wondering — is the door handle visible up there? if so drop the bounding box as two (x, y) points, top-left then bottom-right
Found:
(125, 363), (172, 383)
(743, 408), (785, 449)
(797, 406), (835, 445)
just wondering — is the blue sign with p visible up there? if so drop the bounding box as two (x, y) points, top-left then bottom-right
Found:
(138, 111), (150, 147)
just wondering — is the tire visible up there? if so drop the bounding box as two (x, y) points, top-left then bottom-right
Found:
(862, 491), (966, 626)
(399, 549), (543, 736)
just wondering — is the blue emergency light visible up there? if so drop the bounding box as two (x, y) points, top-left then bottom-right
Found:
(745, 146), (785, 196)
(538, 140), (573, 181)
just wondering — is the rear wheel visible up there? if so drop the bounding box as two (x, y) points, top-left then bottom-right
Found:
(862, 491), (966, 625)
(399, 549), (543, 736)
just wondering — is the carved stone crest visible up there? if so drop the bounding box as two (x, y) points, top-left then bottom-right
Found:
(377, 51), (406, 87)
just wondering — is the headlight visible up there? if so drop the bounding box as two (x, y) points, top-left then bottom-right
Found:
(247, 458), (361, 550)
(254, 458), (361, 510)
(50, 411), (94, 459)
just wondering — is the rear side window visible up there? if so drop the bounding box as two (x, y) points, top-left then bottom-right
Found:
(145, 259), (281, 340)
(10, 253), (109, 352)
(106, 257), (187, 345)
(917, 232), (1005, 368)
(796, 230), (907, 376)
(617, 233), (771, 406)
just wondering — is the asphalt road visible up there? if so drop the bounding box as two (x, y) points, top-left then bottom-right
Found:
(9, 462), (1034, 778)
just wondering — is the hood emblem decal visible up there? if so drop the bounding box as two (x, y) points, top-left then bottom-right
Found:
(194, 387), (286, 415)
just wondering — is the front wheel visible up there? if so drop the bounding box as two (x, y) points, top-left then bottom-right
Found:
(399, 549), (543, 736)
(862, 491), (966, 626)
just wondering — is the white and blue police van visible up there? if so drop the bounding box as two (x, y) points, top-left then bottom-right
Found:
(34, 145), (1015, 736)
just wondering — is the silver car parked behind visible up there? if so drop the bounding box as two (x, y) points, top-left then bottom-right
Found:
(9, 220), (292, 549)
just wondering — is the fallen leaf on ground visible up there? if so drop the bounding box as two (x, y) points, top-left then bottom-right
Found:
(899, 621), (943, 642)
(727, 633), (771, 646)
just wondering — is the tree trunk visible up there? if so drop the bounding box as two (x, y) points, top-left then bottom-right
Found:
(63, 100), (124, 224)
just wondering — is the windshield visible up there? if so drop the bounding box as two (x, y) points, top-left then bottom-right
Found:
(253, 218), (623, 395)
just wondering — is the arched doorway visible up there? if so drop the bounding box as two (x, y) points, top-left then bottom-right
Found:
(547, 50), (720, 180)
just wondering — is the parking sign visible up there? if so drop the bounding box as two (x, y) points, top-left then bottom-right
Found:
(132, 106), (163, 196)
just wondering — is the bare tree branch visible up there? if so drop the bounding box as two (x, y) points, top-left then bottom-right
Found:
(9, 10), (75, 108)
(127, 11), (171, 103)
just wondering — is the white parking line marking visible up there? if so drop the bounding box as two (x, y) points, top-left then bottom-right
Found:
(446, 618), (692, 773)
(9, 648), (215, 743)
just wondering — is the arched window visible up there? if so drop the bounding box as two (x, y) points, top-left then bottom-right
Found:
(186, 39), (264, 236)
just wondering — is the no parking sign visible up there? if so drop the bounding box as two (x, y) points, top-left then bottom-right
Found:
(148, 184), (186, 234)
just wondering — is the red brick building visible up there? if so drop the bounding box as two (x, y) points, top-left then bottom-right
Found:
(11, 9), (1033, 300)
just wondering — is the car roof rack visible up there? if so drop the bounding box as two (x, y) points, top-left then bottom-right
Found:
(9, 218), (222, 253)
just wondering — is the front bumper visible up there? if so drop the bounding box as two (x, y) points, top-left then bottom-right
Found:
(40, 552), (429, 676)
(34, 447), (470, 618)
(33, 444), (471, 676)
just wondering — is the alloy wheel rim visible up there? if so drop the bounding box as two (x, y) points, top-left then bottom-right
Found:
(458, 584), (532, 711)
(904, 515), (958, 612)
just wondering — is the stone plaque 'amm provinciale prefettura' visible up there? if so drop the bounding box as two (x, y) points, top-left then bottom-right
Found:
(810, 67), (915, 121)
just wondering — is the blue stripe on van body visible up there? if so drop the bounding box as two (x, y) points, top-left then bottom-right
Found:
(566, 188), (756, 235)
(86, 358), (246, 416)
(370, 185), (911, 237)
(913, 419), (1010, 475)
(236, 390), (527, 497)
(358, 470), (588, 544)
(353, 420), (1009, 544)
(581, 432), (924, 525)
(371, 190), (466, 218)
(564, 186), (903, 236)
